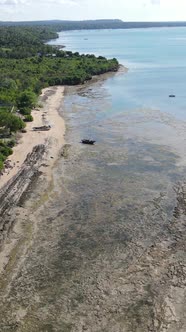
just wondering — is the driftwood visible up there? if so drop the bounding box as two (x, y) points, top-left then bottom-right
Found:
(33, 125), (51, 131)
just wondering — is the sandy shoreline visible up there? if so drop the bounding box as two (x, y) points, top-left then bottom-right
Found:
(0, 68), (124, 274)
(0, 85), (66, 273)
(0, 67), (125, 190)
(0, 86), (65, 190)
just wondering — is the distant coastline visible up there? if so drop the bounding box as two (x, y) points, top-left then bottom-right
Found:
(1, 19), (186, 30)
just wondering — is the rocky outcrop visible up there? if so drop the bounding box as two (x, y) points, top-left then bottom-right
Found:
(0, 144), (45, 246)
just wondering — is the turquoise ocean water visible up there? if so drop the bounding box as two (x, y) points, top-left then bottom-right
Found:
(48, 28), (186, 198)
(49, 28), (186, 120)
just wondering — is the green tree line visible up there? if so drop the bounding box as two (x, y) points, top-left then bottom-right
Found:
(0, 25), (119, 170)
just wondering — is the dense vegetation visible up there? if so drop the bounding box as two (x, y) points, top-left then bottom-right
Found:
(0, 19), (126, 30)
(0, 141), (13, 171)
(1, 19), (186, 30)
(0, 25), (119, 170)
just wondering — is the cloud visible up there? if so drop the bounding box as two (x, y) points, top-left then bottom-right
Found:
(0, 0), (184, 22)
(0, 0), (28, 5)
(43, 0), (79, 4)
(0, 0), (77, 5)
(151, 0), (160, 4)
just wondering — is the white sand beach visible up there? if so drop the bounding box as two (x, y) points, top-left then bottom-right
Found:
(0, 86), (65, 189)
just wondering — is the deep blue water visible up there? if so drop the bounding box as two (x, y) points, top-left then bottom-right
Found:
(49, 28), (186, 120)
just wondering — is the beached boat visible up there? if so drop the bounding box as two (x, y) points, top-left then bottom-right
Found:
(81, 139), (96, 145)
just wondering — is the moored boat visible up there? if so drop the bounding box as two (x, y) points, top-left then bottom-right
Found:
(81, 139), (96, 145)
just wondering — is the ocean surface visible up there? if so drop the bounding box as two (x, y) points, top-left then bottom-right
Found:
(49, 28), (186, 202)
(45, 29), (186, 331)
(49, 27), (186, 119)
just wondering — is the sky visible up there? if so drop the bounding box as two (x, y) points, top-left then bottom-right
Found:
(0, 0), (186, 22)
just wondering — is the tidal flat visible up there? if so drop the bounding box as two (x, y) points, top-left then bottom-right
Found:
(0, 72), (186, 331)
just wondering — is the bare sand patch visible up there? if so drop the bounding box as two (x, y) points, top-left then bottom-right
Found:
(0, 86), (65, 189)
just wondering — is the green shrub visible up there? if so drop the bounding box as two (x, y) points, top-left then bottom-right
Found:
(0, 141), (13, 170)
(0, 152), (6, 162)
(24, 114), (33, 122)
(7, 139), (15, 148)
(0, 142), (13, 157)
(19, 107), (31, 115)
(0, 159), (3, 171)
(0, 111), (25, 133)
(17, 90), (37, 110)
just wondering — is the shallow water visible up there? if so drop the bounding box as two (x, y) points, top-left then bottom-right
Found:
(49, 27), (186, 119)
(1, 28), (186, 331)
(49, 28), (186, 191)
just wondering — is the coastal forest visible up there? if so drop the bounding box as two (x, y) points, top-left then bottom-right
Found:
(1, 19), (186, 29)
(0, 25), (119, 171)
